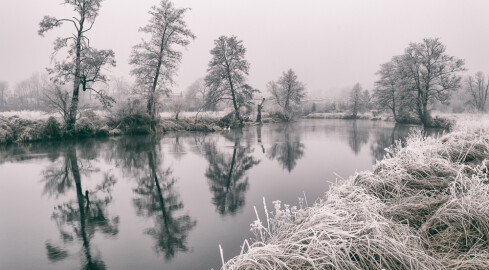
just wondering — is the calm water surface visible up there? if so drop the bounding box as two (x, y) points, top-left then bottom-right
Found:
(0, 119), (441, 270)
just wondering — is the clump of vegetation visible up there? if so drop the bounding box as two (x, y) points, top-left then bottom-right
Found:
(107, 98), (151, 134)
(222, 120), (489, 270)
(427, 116), (455, 130)
(43, 116), (62, 139)
(159, 117), (220, 132)
(0, 117), (14, 144)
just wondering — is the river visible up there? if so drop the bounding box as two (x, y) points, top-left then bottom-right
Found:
(0, 119), (443, 270)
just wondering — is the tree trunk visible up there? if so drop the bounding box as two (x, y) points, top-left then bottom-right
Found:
(226, 71), (242, 127)
(66, 34), (83, 135)
(148, 27), (168, 133)
(147, 94), (157, 133)
(66, 13), (85, 135)
(417, 92), (430, 126)
(256, 98), (265, 123)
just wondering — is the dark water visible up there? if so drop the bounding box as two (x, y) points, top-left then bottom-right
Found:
(0, 119), (442, 270)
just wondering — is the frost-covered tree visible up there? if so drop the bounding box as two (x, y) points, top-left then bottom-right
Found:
(268, 69), (306, 121)
(465, 72), (489, 112)
(398, 38), (465, 125)
(374, 58), (402, 120)
(39, 0), (116, 134)
(349, 83), (362, 117)
(130, 0), (195, 132)
(205, 36), (257, 126)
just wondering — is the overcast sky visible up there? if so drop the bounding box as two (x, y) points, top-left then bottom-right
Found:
(1, 0), (489, 98)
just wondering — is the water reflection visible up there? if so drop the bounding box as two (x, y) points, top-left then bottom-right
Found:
(204, 131), (260, 215)
(170, 134), (186, 160)
(347, 121), (370, 155)
(0, 119), (449, 270)
(128, 137), (196, 260)
(42, 144), (119, 270)
(370, 124), (409, 161)
(266, 124), (305, 172)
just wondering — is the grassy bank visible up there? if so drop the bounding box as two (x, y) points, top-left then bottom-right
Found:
(304, 112), (381, 120)
(222, 119), (489, 270)
(305, 112), (455, 129)
(0, 111), (224, 144)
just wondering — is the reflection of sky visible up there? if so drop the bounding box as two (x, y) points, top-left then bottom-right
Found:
(0, 119), (435, 270)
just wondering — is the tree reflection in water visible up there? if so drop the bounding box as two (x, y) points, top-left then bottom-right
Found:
(266, 124), (305, 172)
(204, 131), (260, 215)
(129, 136), (196, 260)
(370, 124), (427, 162)
(42, 144), (119, 270)
(347, 120), (370, 155)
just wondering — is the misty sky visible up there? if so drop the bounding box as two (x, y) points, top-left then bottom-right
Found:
(1, 0), (489, 98)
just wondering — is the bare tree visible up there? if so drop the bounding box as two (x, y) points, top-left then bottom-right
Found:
(39, 0), (115, 134)
(398, 38), (465, 126)
(43, 86), (73, 125)
(0, 81), (8, 109)
(169, 94), (184, 120)
(268, 69), (306, 121)
(13, 73), (51, 109)
(465, 72), (489, 112)
(185, 78), (207, 111)
(374, 58), (401, 120)
(362, 89), (372, 112)
(205, 36), (257, 127)
(130, 0), (195, 132)
(109, 76), (132, 101)
(349, 83), (362, 117)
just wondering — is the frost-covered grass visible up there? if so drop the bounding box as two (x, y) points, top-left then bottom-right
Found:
(159, 110), (230, 120)
(304, 112), (385, 120)
(0, 110), (55, 120)
(222, 117), (489, 270)
(0, 109), (227, 144)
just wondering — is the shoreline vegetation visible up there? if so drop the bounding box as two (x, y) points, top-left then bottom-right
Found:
(0, 110), (456, 145)
(220, 118), (489, 270)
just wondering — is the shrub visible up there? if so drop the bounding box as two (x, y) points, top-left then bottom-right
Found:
(107, 98), (151, 134)
(428, 116), (455, 130)
(267, 111), (289, 122)
(43, 116), (62, 140)
(0, 117), (14, 144)
(75, 117), (98, 137)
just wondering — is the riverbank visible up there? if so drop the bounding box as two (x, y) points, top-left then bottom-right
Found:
(304, 112), (384, 120)
(221, 119), (489, 270)
(0, 111), (225, 144)
(305, 112), (455, 129)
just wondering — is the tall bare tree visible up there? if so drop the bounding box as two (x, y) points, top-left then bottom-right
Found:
(205, 36), (256, 127)
(268, 69), (306, 121)
(130, 0), (195, 132)
(398, 38), (465, 126)
(0, 81), (8, 109)
(465, 72), (489, 112)
(39, 0), (116, 134)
